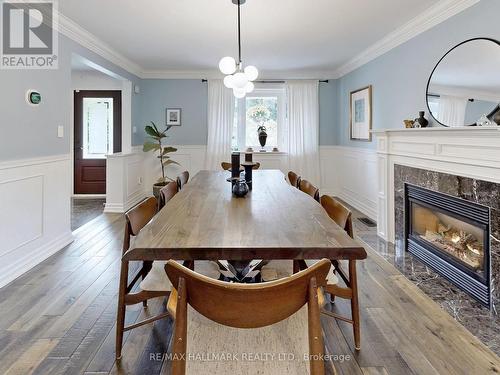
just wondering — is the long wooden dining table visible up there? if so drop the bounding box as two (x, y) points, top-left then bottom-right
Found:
(124, 170), (367, 263)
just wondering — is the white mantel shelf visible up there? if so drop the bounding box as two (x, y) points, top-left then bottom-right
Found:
(372, 126), (500, 134)
(372, 126), (500, 243)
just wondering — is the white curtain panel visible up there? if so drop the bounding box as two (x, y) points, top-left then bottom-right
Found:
(286, 80), (321, 186)
(205, 80), (235, 170)
(437, 95), (468, 127)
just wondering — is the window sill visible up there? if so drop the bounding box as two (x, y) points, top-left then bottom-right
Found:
(236, 150), (287, 155)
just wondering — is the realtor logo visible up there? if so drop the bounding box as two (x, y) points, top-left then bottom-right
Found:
(1, 0), (58, 69)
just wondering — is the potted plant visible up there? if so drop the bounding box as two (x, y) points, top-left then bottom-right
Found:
(143, 121), (179, 198)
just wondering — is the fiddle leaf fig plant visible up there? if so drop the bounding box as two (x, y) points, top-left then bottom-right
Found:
(143, 121), (179, 184)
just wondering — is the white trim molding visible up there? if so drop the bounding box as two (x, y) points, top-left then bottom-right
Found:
(373, 126), (500, 242)
(333, 0), (480, 77)
(57, 12), (142, 77)
(0, 155), (73, 289)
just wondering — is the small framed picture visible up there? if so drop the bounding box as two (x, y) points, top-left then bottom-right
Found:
(166, 108), (181, 126)
(349, 86), (372, 141)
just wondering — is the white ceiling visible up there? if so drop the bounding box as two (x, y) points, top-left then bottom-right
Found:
(60, 0), (450, 78)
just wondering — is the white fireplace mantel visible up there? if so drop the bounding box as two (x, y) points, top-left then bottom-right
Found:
(372, 127), (500, 242)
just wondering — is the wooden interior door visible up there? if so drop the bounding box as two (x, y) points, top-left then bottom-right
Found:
(74, 90), (122, 194)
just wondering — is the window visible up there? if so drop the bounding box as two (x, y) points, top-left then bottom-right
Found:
(428, 96), (440, 119)
(82, 97), (114, 159)
(232, 86), (285, 151)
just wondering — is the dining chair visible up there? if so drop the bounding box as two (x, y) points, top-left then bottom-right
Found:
(116, 197), (220, 359)
(116, 197), (169, 359)
(158, 181), (178, 210)
(299, 179), (320, 202)
(318, 195), (360, 351)
(176, 171), (189, 190)
(287, 171), (301, 188)
(221, 162), (244, 172)
(165, 259), (333, 375)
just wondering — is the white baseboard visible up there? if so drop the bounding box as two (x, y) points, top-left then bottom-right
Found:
(0, 231), (73, 289)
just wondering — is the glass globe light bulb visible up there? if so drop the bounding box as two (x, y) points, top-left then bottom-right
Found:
(232, 72), (248, 89)
(244, 65), (259, 81)
(233, 87), (246, 98)
(245, 81), (255, 93)
(219, 56), (236, 75)
(223, 75), (234, 89)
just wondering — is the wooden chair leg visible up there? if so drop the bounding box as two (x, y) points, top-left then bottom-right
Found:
(116, 260), (129, 359)
(349, 260), (361, 350)
(142, 261), (153, 307)
(172, 278), (188, 375)
(307, 277), (326, 375)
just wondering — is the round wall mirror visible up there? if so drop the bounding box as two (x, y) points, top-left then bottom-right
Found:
(426, 38), (500, 127)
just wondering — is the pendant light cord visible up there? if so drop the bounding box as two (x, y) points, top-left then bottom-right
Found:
(237, 0), (242, 66)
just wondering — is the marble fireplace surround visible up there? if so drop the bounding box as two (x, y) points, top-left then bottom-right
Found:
(373, 127), (500, 308)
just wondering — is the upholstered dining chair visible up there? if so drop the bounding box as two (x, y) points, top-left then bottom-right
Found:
(317, 195), (360, 351)
(165, 259), (334, 375)
(287, 171), (301, 188)
(299, 179), (320, 202)
(176, 171), (189, 190)
(158, 181), (178, 210)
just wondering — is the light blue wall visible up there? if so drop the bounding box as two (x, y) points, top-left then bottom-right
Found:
(0, 34), (141, 161)
(335, 0), (500, 148)
(135, 79), (339, 146)
(134, 80), (208, 146)
(319, 80), (338, 145)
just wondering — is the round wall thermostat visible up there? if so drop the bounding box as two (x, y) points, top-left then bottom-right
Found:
(27, 90), (41, 105)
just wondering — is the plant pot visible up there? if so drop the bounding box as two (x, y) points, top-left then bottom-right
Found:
(153, 181), (168, 199)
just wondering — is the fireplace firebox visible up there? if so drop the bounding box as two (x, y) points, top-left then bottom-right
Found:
(405, 184), (491, 307)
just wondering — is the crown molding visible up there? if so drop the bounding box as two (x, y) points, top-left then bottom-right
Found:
(333, 0), (481, 78)
(140, 69), (339, 80)
(56, 12), (143, 77)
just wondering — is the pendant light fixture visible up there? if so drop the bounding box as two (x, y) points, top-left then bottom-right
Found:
(219, 0), (258, 98)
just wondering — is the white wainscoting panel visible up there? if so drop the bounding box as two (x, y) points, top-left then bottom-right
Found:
(0, 155), (73, 288)
(105, 150), (146, 213)
(320, 146), (377, 221)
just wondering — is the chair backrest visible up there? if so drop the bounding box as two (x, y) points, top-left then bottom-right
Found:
(287, 171), (301, 188)
(299, 179), (319, 201)
(320, 195), (354, 238)
(158, 181), (178, 210)
(176, 171), (189, 190)
(123, 197), (158, 252)
(221, 162), (232, 171)
(166, 259), (330, 329)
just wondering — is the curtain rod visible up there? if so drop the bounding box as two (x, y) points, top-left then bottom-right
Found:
(428, 93), (474, 102)
(201, 79), (329, 83)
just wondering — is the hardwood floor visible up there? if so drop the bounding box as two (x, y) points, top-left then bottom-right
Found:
(0, 213), (498, 375)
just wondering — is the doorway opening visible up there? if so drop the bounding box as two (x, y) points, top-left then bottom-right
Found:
(74, 90), (122, 195)
(71, 55), (128, 231)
